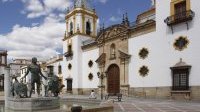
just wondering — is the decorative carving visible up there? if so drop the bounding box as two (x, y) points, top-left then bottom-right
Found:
(95, 53), (106, 66)
(96, 24), (128, 44)
(174, 36), (189, 51)
(139, 48), (149, 59)
(110, 43), (116, 60)
(88, 73), (93, 80)
(88, 60), (93, 68)
(139, 66), (149, 77)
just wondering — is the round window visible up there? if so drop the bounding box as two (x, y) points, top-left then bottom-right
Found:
(174, 36), (189, 51)
(139, 66), (149, 77)
(139, 48), (149, 59)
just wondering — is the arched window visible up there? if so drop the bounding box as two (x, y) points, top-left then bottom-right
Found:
(110, 43), (116, 59)
(68, 44), (72, 52)
(86, 20), (91, 35)
(70, 22), (73, 35)
(58, 64), (62, 74)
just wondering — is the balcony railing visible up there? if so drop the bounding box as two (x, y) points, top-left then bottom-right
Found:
(129, 14), (156, 29)
(64, 51), (73, 59)
(164, 10), (195, 26)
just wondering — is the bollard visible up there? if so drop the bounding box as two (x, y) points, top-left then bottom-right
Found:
(71, 106), (82, 112)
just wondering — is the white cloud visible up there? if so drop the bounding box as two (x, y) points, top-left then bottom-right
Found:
(44, 0), (71, 11)
(0, 15), (66, 60)
(0, 0), (74, 60)
(99, 0), (107, 4)
(20, 0), (72, 19)
(109, 16), (120, 22)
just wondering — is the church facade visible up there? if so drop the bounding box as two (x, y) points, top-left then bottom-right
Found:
(62, 0), (200, 99)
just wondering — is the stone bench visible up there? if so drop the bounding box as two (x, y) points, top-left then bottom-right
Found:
(105, 93), (122, 101)
(171, 90), (191, 100)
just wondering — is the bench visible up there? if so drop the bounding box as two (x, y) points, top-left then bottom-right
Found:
(171, 90), (191, 100)
(105, 93), (122, 101)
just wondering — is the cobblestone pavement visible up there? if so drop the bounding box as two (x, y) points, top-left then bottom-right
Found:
(1, 95), (200, 112)
(64, 95), (200, 112)
(110, 98), (200, 112)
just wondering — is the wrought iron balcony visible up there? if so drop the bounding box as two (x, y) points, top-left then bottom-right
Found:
(64, 51), (73, 59)
(164, 10), (195, 26)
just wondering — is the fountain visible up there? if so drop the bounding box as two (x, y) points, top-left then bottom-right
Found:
(4, 57), (62, 111)
(1, 57), (113, 112)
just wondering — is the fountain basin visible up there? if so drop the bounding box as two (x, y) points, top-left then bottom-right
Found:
(6, 97), (60, 111)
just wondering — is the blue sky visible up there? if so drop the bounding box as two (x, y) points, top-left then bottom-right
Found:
(0, 0), (151, 60)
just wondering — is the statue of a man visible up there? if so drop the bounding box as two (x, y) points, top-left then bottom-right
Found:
(22, 57), (47, 97)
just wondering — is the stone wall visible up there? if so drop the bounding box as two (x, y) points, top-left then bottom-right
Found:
(190, 86), (200, 100)
(129, 86), (200, 100)
(129, 87), (171, 99)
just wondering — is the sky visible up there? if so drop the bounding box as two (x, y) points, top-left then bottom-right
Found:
(0, 0), (151, 61)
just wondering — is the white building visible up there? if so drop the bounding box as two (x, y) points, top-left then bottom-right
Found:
(8, 59), (31, 78)
(62, 0), (200, 99)
(45, 54), (64, 84)
(0, 50), (7, 95)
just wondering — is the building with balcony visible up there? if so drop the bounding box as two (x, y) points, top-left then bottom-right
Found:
(61, 0), (200, 100)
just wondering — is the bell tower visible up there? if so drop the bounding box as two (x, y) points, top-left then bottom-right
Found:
(63, 0), (98, 94)
(64, 0), (98, 38)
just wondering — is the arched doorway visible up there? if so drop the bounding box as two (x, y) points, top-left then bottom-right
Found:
(107, 64), (120, 94)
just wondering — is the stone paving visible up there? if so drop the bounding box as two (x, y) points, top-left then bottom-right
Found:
(108, 98), (200, 112)
(63, 95), (200, 112)
(1, 95), (200, 112)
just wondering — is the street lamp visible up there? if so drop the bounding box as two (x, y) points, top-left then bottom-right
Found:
(97, 72), (107, 100)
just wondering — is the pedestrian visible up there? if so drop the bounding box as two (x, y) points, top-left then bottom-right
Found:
(89, 90), (97, 99)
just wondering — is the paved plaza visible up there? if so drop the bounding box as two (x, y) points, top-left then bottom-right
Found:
(111, 99), (200, 112)
(1, 95), (200, 112)
(64, 95), (200, 112)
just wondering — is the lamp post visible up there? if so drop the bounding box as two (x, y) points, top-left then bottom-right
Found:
(97, 72), (107, 100)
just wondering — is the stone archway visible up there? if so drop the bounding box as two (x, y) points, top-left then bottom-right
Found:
(107, 64), (120, 94)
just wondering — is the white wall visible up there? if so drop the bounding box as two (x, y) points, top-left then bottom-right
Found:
(129, 0), (200, 88)
(82, 48), (99, 88)
(129, 32), (172, 87)
(63, 35), (92, 89)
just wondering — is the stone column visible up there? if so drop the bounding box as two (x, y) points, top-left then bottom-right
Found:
(42, 71), (48, 97)
(4, 67), (11, 108)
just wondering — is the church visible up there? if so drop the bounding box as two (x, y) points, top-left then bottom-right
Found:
(62, 0), (200, 99)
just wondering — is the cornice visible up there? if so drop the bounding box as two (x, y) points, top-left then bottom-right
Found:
(66, 9), (98, 20)
(63, 32), (96, 41)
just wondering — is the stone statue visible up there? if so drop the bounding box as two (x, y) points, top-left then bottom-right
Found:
(47, 75), (65, 97)
(22, 57), (47, 97)
(11, 77), (28, 98)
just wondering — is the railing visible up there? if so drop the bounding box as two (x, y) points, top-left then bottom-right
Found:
(64, 51), (73, 58)
(164, 10), (195, 26)
(129, 14), (156, 29)
(82, 39), (95, 46)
